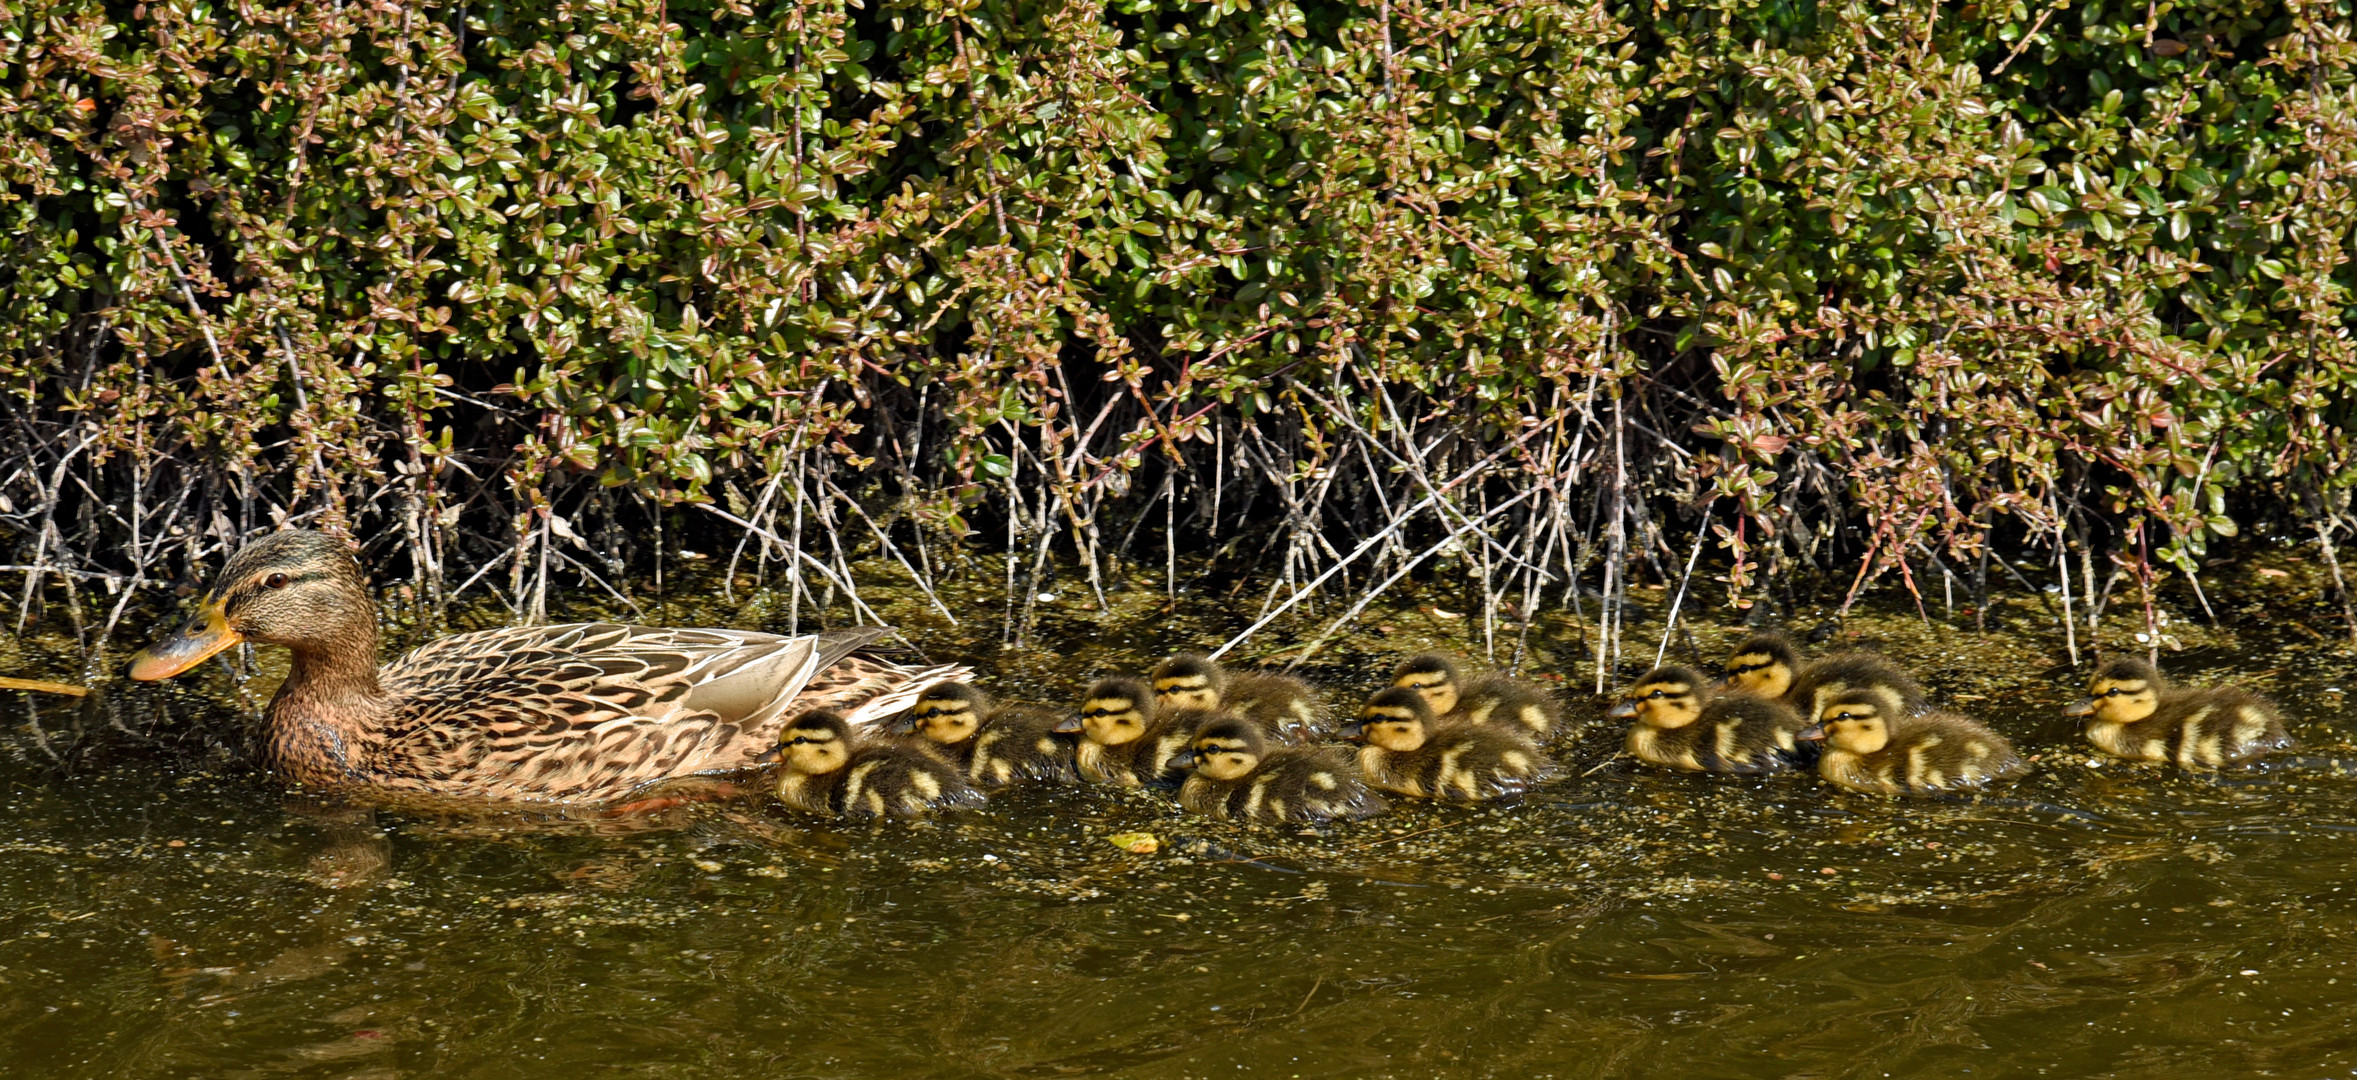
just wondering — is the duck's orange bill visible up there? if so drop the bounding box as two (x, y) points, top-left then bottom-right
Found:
(126, 602), (240, 681)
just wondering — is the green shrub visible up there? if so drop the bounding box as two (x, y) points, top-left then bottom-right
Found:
(1, 0), (2351, 651)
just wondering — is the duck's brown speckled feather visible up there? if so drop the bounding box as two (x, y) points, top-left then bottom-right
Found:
(287, 623), (960, 803)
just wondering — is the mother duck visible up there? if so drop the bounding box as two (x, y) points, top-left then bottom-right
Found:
(126, 530), (962, 804)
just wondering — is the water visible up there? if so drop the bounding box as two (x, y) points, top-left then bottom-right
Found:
(6, 560), (2357, 1078)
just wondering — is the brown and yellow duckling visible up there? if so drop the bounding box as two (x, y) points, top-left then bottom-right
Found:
(1609, 665), (1811, 775)
(1798, 689), (2026, 796)
(889, 682), (1079, 786)
(2064, 657), (2292, 767)
(1171, 716), (1388, 824)
(1389, 653), (1562, 740)
(1151, 653), (1326, 742)
(1053, 676), (1206, 788)
(1721, 631), (1927, 722)
(1341, 688), (1552, 802)
(123, 529), (966, 804)
(766, 710), (986, 819)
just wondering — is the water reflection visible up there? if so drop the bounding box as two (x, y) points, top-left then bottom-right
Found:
(4, 595), (2356, 1077)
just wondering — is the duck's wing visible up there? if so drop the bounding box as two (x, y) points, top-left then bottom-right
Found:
(373, 623), (962, 802)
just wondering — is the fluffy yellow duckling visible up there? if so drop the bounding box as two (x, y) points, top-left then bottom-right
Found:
(1721, 631), (1927, 722)
(1389, 653), (1562, 739)
(767, 710), (986, 818)
(2063, 657), (2293, 767)
(1341, 688), (1551, 802)
(1171, 716), (1387, 824)
(1608, 665), (1810, 775)
(1052, 676), (1203, 788)
(1798, 690), (2026, 796)
(889, 682), (1078, 786)
(1150, 653), (1326, 742)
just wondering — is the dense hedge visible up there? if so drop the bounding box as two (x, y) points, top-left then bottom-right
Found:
(2, 0), (2353, 649)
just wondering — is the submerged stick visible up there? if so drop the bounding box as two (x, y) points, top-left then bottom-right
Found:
(0, 676), (89, 697)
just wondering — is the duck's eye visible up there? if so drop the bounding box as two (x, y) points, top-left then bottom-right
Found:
(2106, 688), (2128, 697)
(1647, 689), (1665, 699)
(264, 572), (290, 589)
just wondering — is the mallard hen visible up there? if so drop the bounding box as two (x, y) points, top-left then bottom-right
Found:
(124, 530), (963, 804)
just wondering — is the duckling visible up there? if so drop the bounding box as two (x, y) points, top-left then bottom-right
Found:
(1720, 631), (1928, 721)
(1798, 689), (2026, 796)
(767, 710), (986, 818)
(1608, 665), (1811, 775)
(1340, 687), (1552, 802)
(1170, 716), (1388, 824)
(2063, 657), (2293, 767)
(1151, 653), (1327, 742)
(889, 682), (1079, 786)
(1389, 653), (1562, 739)
(1052, 676), (1204, 788)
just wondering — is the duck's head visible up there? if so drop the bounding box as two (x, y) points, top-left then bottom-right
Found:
(1607, 666), (1709, 729)
(126, 530), (373, 681)
(1343, 687), (1435, 752)
(1170, 716), (1265, 781)
(767, 710), (854, 775)
(1797, 689), (1898, 754)
(1720, 633), (1799, 698)
(2065, 657), (2168, 724)
(895, 681), (987, 745)
(1151, 653), (1228, 712)
(1057, 677), (1155, 746)
(1391, 653), (1464, 715)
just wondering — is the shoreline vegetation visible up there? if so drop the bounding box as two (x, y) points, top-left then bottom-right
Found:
(2, 0), (2353, 685)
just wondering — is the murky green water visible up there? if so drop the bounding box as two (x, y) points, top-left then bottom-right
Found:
(7, 554), (2357, 1078)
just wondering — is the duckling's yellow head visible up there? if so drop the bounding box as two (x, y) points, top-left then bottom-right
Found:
(1799, 691), (1893, 754)
(773, 710), (854, 775)
(1346, 687), (1435, 752)
(1391, 654), (1463, 715)
(127, 530), (375, 681)
(904, 681), (986, 745)
(1063, 677), (1154, 747)
(1721, 633), (1799, 699)
(1151, 653), (1228, 712)
(1608, 666), (1707, 730)
(2066, 657), (2165, 724)
(1174, 716), (1265, 782)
